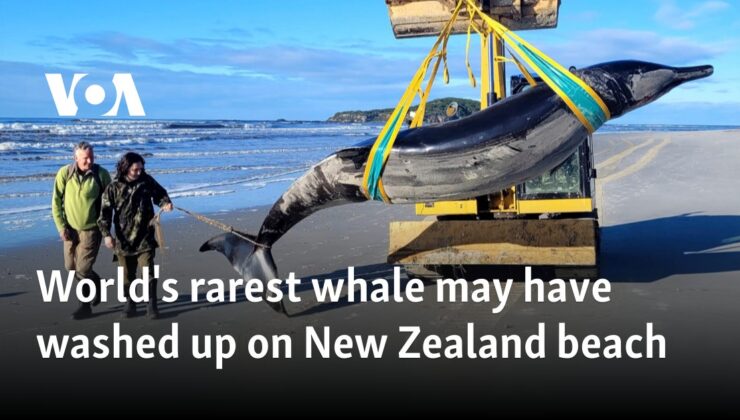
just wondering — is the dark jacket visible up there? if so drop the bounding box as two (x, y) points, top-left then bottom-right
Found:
(98, 173), (171, 256)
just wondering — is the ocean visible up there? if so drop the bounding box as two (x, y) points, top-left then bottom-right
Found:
(1, 118), (737, 249)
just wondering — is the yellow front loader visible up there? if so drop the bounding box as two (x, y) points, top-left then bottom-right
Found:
(384, 0), (600, 279)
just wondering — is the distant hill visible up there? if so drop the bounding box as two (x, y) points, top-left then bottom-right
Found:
(328, 97), (481, 123)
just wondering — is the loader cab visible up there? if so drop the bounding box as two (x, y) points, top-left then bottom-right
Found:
(508, 74), (596, 215)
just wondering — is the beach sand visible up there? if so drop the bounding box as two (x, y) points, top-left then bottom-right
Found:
(2, 129), (740, 412)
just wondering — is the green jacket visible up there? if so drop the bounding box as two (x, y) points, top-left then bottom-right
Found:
(98, 173), (171, 256)
(52, 164), (112, 233)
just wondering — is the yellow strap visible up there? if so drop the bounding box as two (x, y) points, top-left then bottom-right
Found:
(361, 0), (464, 201)
(464, 13), (477, 88)
(415, 11), (457, 127)
(443, 52), (450, 84)
(413, 50), (450, 127)
(462, 0), (610, 132)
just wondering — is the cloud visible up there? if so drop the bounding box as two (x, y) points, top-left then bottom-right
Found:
(218, 27), (253, 38)
(535, 28), (727, 67)
(7, 25), (736, 121)
(73, 32), (179, 60)
(14, 30), (493, 119)
(566, 10), (601, 23)
(655, 0), (730, 30)
(2, 55), (737, 124)
(37, 31), (429, 87)
(0, 58), (441, 120)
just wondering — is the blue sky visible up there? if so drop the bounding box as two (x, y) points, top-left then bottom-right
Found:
(0, 0), (738, 124)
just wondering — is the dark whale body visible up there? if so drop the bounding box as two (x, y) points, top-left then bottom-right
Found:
(200, 60), (713, 313)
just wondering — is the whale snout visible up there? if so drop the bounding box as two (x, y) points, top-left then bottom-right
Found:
(675, 65), (714, 82)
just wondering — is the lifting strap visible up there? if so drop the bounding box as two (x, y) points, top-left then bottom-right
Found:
(361, 0), (464, 202)
(464, 0), (610, 132)
(361, 0), (611, 203)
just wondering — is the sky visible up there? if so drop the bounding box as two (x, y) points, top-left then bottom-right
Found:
(0, 0), (738, 124)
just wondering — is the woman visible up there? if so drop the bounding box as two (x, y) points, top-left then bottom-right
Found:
(98, 152), (173, 319)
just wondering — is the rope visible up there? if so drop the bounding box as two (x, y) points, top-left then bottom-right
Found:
(149, 206), (270, 249)
(152, 208), (166, 249)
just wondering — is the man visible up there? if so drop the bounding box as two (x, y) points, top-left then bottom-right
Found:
(98, 152), (173, 319)
(52, 141), (112, 320)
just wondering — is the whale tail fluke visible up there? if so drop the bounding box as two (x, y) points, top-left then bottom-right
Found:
(199, 232), (287, 315)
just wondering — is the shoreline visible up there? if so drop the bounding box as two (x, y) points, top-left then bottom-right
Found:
(0, 203), (276, 252)
(4, 128), (740, 251)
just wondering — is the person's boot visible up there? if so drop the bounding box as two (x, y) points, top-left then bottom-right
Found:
(72, 302), (92, 319)
(147, 279), (160, 319)
(72, 283), (93, 320)
(91, 277), (101, 307)
(121, 283), (136, 318)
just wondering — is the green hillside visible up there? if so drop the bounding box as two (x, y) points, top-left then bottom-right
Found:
(328, 97), (481, 123)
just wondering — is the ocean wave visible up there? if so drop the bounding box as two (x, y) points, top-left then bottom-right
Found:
(0, 171), (300, 216)
(6, 153), (134, 161)
(0, 173), (56, 183)
(0, 191), (51, 199)
(151, 164), (288, 175)
(242, 177), (300, 190)
(0, 136), (202, 151)
(110, 147), (336, 161)
(3, 148), (331, 161)
(0, 164), (289, 184)
(0, 204), (50, 216)
(0, 170), (302, 216)
(0, 213), (52, 231)
(0, 121), (378, 142)
(165, 122), (227, 129)
(169, 189), (235, 198)
(0, 123), (49, 131)
(243, 122), (272, 129)
(168, 167), (307, 194)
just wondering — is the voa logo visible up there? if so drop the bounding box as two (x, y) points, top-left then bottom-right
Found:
(45, 73), (145, 117)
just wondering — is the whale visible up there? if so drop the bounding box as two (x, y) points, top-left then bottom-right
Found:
(200, 60), (713, 313)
